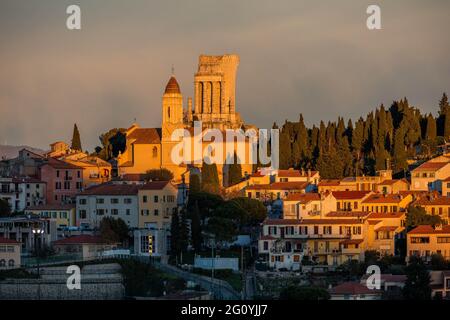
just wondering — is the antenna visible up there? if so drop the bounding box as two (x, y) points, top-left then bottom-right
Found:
(171, 64), (175, 75)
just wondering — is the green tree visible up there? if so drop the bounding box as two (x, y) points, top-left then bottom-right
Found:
(144, 168), (174, 182)
(71, 123), (82, 151)
(178, 208), (189, 254)
(430, 253), (448, 270)
(189, 173), (201, 193)
(204, 216), (237, 242)
(406, 206), (443, 231)
(227, 153), (243, 186)
(0, 199), (11, 217)
(170, 210), (180, 256)
(190, 201), (203, 252)
(403, 256), (431, 300)
(279, 286), (330, 300)
(99, 217), (129, 243)
(392, 126), (407, 175)
(201, 161), (220, 193)
(97, 128), (126, 160)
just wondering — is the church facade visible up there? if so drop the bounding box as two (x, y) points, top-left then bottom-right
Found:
(117, 54), (256, 185)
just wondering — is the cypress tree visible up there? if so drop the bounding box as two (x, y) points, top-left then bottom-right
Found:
(393, 126), (407, 175)
(189, 173), (201, 193)
(71, 123), (82, 151)
(170, 210), (180, 257)
(228, 153), (243, 186)
(190, 201), (202, 252)
(426, 113), (437, 141)
(201, 161), (220, 193)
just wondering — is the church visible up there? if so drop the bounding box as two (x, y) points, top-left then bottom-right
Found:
(117, 54), (256, 185)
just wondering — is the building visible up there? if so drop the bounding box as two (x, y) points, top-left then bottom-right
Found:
(413, 195), (450, 224)
(52, 235), (118, 261)
(361, 193), (413, 213)
(411, 161), (450, 191)
(39, 158), (83, 205)
(0, 237), (21, 269)
(441, 177), (450, 197)
(365, 212), (406, 256)
(246, 182), (311, 201)
(376, 179), (410, 194)
(63, 154), (111, 188)
(407, 225), (450, 261)
(116, 54), (255, 185)
(317, 179), (348, 193)
(0, 177), (46, 212)
(332, 191), (371, 212)
(282, 192), (336, 219)
(0, 148), (45, 178)
(274, 169), (319, 185)
(429, 270), (450, 299)
(25, 204), (76, 228)
(45, 141), (71, 158)
(76, 183), (140, 229)
(329, 282), (382, 300)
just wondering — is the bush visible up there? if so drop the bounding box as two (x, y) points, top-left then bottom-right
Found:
(279, 286), (330, 300)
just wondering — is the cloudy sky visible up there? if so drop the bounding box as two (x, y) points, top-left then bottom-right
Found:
(1, 0), (449, 151)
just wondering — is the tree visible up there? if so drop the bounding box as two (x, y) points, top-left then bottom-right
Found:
(144, 168), (174, 182)
(227, 153), (243, 186)
(178, 208), (189, 254)
(71, 123), (82, 151)
(403, 256), (431, 300)
(279, 286), (330, 300)
(97, 128), (126, 160)
(201, 161), (220, 193)
(430, 253), (448, 270)
(204, 216), (237, 243)
(190, 201), (203, 252)
(392, 126), (407, 175)
(406, 206), (443, 231)
(0, 199), (11, 217)
(99, 217), (129, 243)
(189, 173), (201, 193)
(170, 210), (180, 256)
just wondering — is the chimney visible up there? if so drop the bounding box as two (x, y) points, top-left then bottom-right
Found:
(435, 224), (443, 231)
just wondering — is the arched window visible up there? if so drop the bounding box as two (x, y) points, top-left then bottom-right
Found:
(8, 259), (14, 267)
(152, 146), (158, 158)
(0, 259), (5, 267)
(167, 106), (171, 120)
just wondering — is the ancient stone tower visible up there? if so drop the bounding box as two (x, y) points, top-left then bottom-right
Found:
(189, 54), (243, 130)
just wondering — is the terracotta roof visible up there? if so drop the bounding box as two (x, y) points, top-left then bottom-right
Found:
(79, 183), (139, 196)
(330, 282), (381, 295)
(332, 191), (370, 200)
(284, 193), (320, 202)
(139, 181), (170, 190)
(326, 211), (370, 218)
(263, 218), (363, 225)
(318, 179), (341, 186)
(247, 182), (309, 191)
(53, 235), (114, 245)
(164, 76), (181, 94)
(377, 179), (408, 186)
(43, 158), (83, 170)
(276, 169), (318, 178)
(340, 239), (364, 245)
(367, 212), (405, 219)
(26, 204), (75, 211)
(413, 162), (449, 171)
(414, 196), (450, 206)
(127, 128), (161, 144)
(368, 220), (382, 225)
(362, 193), (407, 204)
(375, 226), (398, 232)
(0, 237), (20, 244)
(408, 225), (450, 235)
(121, 173), (146, 181)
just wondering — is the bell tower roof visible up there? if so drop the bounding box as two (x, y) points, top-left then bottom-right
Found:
(164, 76), (181, 94)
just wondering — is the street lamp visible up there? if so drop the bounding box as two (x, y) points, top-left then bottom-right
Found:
(32, 226), (44, 300)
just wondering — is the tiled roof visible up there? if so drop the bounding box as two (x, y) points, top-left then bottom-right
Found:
(121, 173), (146, 181)
(413, 162), (449, 171)
(53, 235), (114, 245)
(43, 158), (83, 170)
(0, 237), (20, 244)
(377, 179), (408, 186)
(340, 239), (364, 245)
(139, 181), (170, 190)
(284, 193), (320, 202)
(262, 218), (363, 225)
(408, 225), (450, 235)
(26, 204), (75, 211)
(247, 181), (310, 191)
(332, 191), (370, 200)
(78, 183), (139, 196)
(318, 179), (341, 186)
(330, 282), (381, 295)
(127, 128), (161, 144)
(326, 211), (370, 218)
(375, 226), (398, 232)
(367, 212), (405, 219)
(362, 193), (407, 204)
(276, 169), (318, 178)
(414, 196), (450, 206)
(164, 76), (181, 94)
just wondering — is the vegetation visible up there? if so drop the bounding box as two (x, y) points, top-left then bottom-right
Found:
(71, 123), (82, 151)
(144, 168), (174, 182)
(201, 161), (220, 193)
(227, 152), (243, 186)
(403, 256), (431, 300)
(99, 217), (129, 244)
(189, 173), (201, 193)
(95, 128), (126, 160)
(279, 285), (330, 300)
(276, 94), (450, 178)
(406, 206), (443, 231)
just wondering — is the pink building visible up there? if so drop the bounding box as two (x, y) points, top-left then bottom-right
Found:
(39, 158), (83, 205)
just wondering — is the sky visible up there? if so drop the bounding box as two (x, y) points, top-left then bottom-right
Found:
(0, 0), (449, 151)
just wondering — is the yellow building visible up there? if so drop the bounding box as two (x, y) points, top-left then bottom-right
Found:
(138, 181), (179, 229)
(376, 179), (410, 194)
(332, 191), (372, 212)
(365, 212), (406, 256)
(361, 193), (413, 213)
(414, 196), (450, 224)
(407, 225), (450, 261)
(25, 204), (76, 228)
(275, 169), (320, 185)
(283, 192), (336, 219)
(0, 237), (21, 269)
(411, 161), (450, 191)
(63, 155), (112, 188)
(117, 54), (255, 186)
(246, 181), (310, 201)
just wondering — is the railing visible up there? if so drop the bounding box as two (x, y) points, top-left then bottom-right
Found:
(21, 253), (84, 267)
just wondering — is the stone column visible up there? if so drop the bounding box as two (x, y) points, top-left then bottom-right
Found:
(194, 82), (200, 114)
(212, 81), (221, 114)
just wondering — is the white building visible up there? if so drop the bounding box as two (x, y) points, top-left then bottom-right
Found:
(0, 177), (46, 212)
(76, 183), (140, 229)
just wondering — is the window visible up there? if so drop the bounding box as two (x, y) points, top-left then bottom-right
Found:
(126, 209), (130, 216)
(124, 198), (132, 204)
(437, 237), (450, 243)
(111, 209), (119, 215)
(143, 195), (148, 203)
(79, 210), (87, 219)
(55, 182), (61, 190)
(96, 209), (105, 215)
(152, 146), (158, 158)
(56, 170), (60, 178)
(263, 241), (268, 250)
(0, 259), (5, 267)
(96, 198), (104, 204)
(111, 198), (119, 204)
(410, 237), (430, 244)
(77, 171), (81, 178)
(314, 226), (319, 234)
(79, 198), (87, 205)
(154, 209), (159, 216)
(154, 195), (159, 203)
